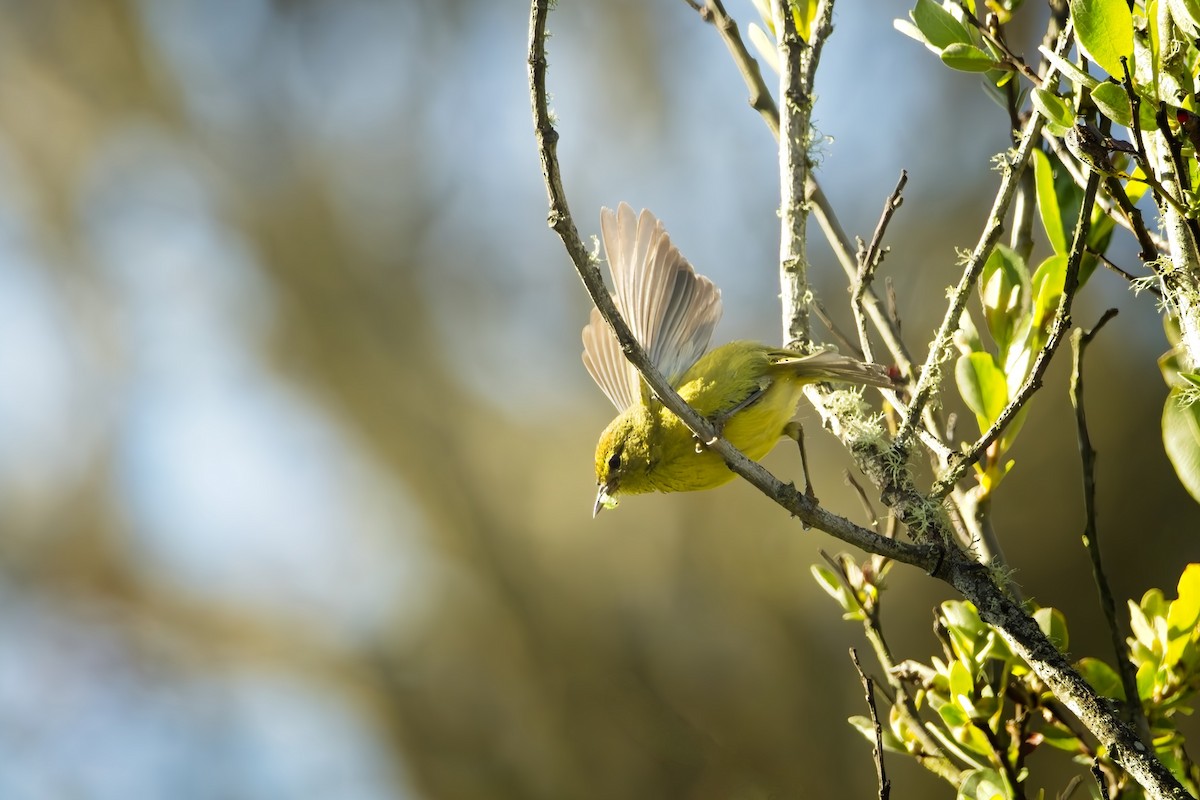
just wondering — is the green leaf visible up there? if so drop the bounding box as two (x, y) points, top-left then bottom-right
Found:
(1069, 0), (1134, 78)
(811, 564), (854, 615)
(1168, 563), (1200, 634)
(1076, 656), (1125, 699)
(848, 715), (907, 753)
(1162, 387), (1200, 504)
(957, 352), (1009, 431)
(980, 245), (1029, 356)
(1039, 719), (1084, 751)
(1031, 89), (1075, 137)
(1135, 660), (1156, 701)
(1032, 150), (1067, 254)
(1129, 595), (1159, 651)
(791, 0), (817, 40)
(1029, 254), (1068, 336)
(950, 659), (975, 698)
(1034, 607), (1069, 651)
(1091, 81), (1132, 127)
(941, 43), (1000, 72)
(912, 0), (972, 49)
(1165, 564), (1200, 666)
(1037, 44), (1102, 89)
(957, 768), (1010, 800)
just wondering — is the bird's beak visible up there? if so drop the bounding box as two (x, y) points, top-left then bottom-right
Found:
(593, 483), (619, 517)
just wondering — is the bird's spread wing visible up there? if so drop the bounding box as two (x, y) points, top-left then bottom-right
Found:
(582, 203), (723, 411)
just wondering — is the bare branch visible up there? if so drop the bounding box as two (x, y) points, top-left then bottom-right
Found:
(851, 648), (892, 800)
(1070, 310), (1150, 743)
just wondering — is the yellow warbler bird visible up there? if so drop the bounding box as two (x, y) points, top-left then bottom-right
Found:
(584, 203), (895, 516)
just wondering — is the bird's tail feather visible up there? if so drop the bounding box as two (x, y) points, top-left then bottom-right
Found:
(770, 349), (896, 388)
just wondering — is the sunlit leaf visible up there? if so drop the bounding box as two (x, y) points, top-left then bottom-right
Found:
(1034, 607), (1069, 651)
(1037, 44), (1102, 89)
(942, 43), (1000, 72)
(1032, 149), (1067, 254)
(1031, 88), (1074, 137)
(980, 245), (1029, 357)
(1069, 0), (1134, 78)
(1162, 386), (1200, 504)
(957, 768), (1009, 800)
(848, 715), (907, 753)
(957, 351), (1009, 431)
(1167, 563), (1200, 634)
(1075, 656), (1125, 699)
(912, 0), (972, 49)
(1091, 81), (1132, 127)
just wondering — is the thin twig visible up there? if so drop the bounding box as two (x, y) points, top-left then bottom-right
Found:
(851, 648), (892, 800)
(1087, 247), (1163, 298)
(844, 470), (881, 529)
(854, 171), (908, 362)
(812, 298), (865, 359)
(1070, 309), (1150, 744)
(820, 553), (964, 784)
(930, 167), (1101, 498)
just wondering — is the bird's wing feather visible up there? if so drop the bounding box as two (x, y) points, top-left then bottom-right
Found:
(583, 203), (722, 410)
(582, 306), (639, 411)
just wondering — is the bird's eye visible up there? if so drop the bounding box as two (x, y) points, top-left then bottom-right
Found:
(607, 452), (621, 472)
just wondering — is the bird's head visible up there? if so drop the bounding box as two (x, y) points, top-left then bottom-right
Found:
(593, 406), (656, 516)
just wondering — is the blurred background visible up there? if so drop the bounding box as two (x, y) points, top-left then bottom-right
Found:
(1, 0), (1197, 797)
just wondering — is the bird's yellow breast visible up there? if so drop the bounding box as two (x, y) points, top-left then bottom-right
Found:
(643, 341), (808, 493)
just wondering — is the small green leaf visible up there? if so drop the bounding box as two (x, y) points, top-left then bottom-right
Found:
(1031, 89), (1075, 136)
(912, 0), (972, 49)
(941, 43), (1000, 72)
(811, 564), (852, 611)
(1029, 254), (1068, 335)
(1039, 719), (1084, 751)
(1135, 660), (1156, 700)
(1091, 81), (1133, 127)
(1037, 44), (1102, 89)
(1129, 597), (1157, 650)
(950, 659), (976, 699)
(747, 23), (779, 74)
(1032, 150), (1067, 254)
(1034, 607), (1069, 651)
(791, 0), (817, 40)
(1168, 563), (1200, 633)
(957, 768), (1009, 800)
(848, 715), (907, 753)
(894, 17), (932, 48)
(957, 352), (1009, 431)
(956, 311), (985, 356)
(980, 245), (1029, 356)
(1069, 0), (1134, 78)
(1075, 656), (1125, 699)
(1162, 387), (1200, 504)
